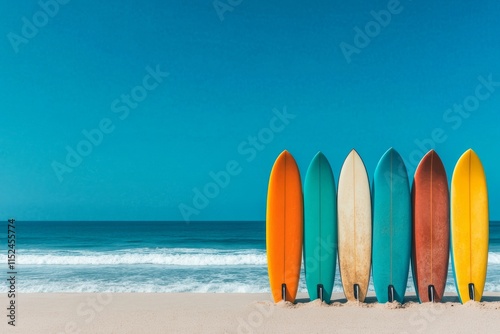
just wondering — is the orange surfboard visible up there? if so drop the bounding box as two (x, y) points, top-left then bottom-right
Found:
(412, 150), (449, 303)
(266, 150), (303, 303)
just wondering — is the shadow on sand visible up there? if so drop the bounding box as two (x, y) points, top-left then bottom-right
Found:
(293, 293), (500, 305)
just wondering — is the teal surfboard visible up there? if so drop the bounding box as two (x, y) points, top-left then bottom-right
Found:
(303, 152), (337, 302)
(372, 148), (411, 303)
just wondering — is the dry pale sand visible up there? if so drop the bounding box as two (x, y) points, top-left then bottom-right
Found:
(2, 292), (500, 334)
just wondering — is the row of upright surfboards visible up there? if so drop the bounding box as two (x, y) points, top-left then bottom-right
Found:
(266, 148), (488, 304)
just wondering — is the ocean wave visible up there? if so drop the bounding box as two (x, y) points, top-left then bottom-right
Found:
(9, 280), (500, 294)
(18, 248), (267, 266)
(10, 281), (272, 293)
(488, 252), (500, 264)
(3, 270), (500, 293)
(17, 250), (500, 266)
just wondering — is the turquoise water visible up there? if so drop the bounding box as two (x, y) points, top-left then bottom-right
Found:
(1, 220), (499, 293)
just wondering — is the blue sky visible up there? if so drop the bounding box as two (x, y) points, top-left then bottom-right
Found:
(1, 0), (499, 221)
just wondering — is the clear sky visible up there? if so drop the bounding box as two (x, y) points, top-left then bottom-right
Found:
(1, 0), (499, 221)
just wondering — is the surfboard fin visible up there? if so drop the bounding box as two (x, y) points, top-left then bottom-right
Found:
(388, 285), (395, 303)
(468, 283), (475, 301)
(354, 284), (360, 301)
(317, 284), (324, 302)
(281, 284), (286, 301)
(428, 285), (435, 303)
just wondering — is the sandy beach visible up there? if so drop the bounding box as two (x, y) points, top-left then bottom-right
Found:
(2, 292), (500, 334)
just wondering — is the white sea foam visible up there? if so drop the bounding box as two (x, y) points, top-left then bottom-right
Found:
(19, 250), (500, 266)
(9, 280), (500, 294)
(12, 281), (272, 293)
(18, 248), (267, 266)
(8, 250), (500, 293)
(10, 274), (273, 293)
(488, 252), (500, 264)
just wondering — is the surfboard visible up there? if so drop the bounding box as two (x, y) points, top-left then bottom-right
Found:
(451, 149), (489, 303)
(266, 150), (303, 303)
(372, 148), (411, 303)
(337, 149), (372, 302)
(303, 152), (337, 303)
(412, 150), (449, 303)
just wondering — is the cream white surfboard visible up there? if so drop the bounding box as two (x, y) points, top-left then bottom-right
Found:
(337, 149), (372, 302)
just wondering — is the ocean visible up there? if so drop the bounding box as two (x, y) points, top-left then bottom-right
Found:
(2, 221), (500, 294)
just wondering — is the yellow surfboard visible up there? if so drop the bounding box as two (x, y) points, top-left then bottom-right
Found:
(451, 149), (489, 303)
(266, 150), (303, 303)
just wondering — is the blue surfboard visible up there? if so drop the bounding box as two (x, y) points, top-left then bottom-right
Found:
(303, 152), (337, 302)
(372, 148), (411, 303)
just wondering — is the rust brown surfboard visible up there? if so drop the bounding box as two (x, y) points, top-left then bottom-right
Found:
(412, 150), (449, 303)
